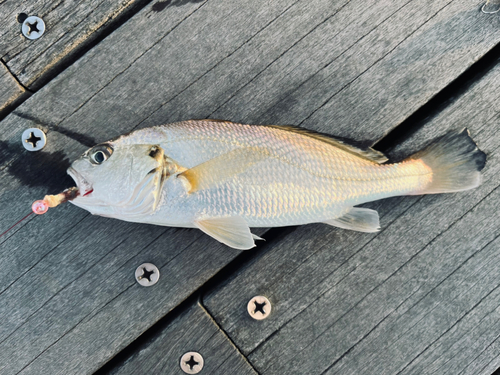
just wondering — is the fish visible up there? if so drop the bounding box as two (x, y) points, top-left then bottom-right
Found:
(62, 120), (486, 250)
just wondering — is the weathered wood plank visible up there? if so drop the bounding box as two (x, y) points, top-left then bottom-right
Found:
(0, 0), (341, 373)
(0, 126), (261, 374)
(1, 0), (500, 374)
(203, 48), (500, 374)
(106, 302), (257, 375)
(27, 0), (342, 142)
(0, 0), (161, 88)
(14, 0), (500, 145)
(0, 60), (29, 113)
(0, 186), (248, 374)
(148, 0), (500, 143)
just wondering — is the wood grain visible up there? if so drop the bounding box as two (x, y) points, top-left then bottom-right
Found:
(10, 0), (500, 146)
(0, 0), (159, 88)
(107, 302), (257, 375)
(0, 1), (313, 372)
(0, 189), (249, 374)
(1, 0), (500, 373)
(203, 44), (500, 375)
(0, 60), (29, 113)
(145, 0), (500, 143)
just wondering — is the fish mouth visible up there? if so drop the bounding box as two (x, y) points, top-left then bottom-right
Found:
(67, 167), (93, 197)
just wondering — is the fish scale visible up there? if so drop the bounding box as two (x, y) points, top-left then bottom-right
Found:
(146, 122), (433, 223)
(63, 120), (485, 249)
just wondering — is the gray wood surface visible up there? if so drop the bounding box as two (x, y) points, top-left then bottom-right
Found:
(0, 191), (246, 374)
(108, 302), (257, 375)
(9, 0), (500, 145)
(203, 49), (500, 374)
(0, 0), (155, 88)
(1, 0), (500, 374)
(0, 60), (29, 113)
(147, 0), (500, 143)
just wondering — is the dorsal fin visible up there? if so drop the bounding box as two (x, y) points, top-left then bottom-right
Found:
(266, 125), (388, 164)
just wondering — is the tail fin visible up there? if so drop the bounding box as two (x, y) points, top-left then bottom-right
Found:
(408, 129), (486, 194)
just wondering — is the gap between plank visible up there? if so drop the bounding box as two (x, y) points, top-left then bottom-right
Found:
(89, 37), (500, 374)
(92, 292), (199, 375)
(1, 59), (30, 92)
(198, 303), (261, 375)
(0, 0), (157, 123)
(91, 226), (295, 374)
(373, 40), (500, 154)
(0, 1), (499, 374)
(0, 59), (32, 119)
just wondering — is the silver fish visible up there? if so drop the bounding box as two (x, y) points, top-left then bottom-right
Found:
(65, 120), (485, 249)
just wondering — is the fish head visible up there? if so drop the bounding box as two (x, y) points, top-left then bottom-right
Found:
(67, 141), (167, 216)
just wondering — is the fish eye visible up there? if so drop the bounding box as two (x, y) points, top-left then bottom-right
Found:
(93, 151), (105, 163)
(89, 144), (113, 165)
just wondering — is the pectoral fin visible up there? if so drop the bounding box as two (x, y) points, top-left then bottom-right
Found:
(195, 216), (258, 250)
(179, 147), (270, 193)
(324, 207), (380, 233)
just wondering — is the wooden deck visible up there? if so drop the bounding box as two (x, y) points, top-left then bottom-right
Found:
(1, 0), (500, 373)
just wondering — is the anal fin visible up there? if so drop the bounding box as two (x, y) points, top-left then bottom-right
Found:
(252, 233), (265, 241)
(195, 216), (259, 250)
(324, 207), (380, 233)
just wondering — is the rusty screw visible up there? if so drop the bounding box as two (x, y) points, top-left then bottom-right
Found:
(247, 296), (271, 320)
(22, 128), (46, 151)
(180, 352), (204, 374)
(135, 263), (160, 287)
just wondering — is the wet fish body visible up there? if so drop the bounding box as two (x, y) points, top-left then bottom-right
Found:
(67, 120), (486, 249)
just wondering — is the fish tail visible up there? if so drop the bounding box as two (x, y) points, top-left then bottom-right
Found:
(407, 128), (486, 195)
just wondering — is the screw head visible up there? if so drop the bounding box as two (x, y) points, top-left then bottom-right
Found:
(22, 16), (45, 40)
(247, 296), (271, 320)
(135, 263), (160, 287)
(22, 128), (46, 151)
(180, 352), (204, 374)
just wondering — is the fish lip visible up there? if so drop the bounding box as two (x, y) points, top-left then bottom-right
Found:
(67, 167), (93, 197)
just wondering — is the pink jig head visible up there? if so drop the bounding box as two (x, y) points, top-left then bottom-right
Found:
(32, 200), (49, 215)
(0, 192), (76, 239)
